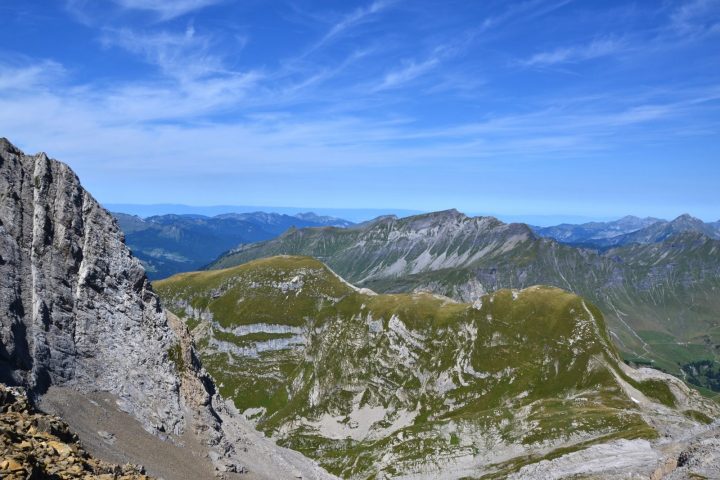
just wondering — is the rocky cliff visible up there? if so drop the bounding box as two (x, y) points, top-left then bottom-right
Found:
(0, 138), (182, 435)
(0, 138), (337, 479)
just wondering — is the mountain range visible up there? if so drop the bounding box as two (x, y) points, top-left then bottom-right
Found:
(113, 211), (353, 279)
(209, 209), (720, 392)
(106, 203), (421, 223)
(533, 214), (720, 248)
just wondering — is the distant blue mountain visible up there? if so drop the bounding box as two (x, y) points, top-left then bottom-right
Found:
(104, 203), (423, 223)
(532, 214), (720, 248)
(112, 211), (354, 279)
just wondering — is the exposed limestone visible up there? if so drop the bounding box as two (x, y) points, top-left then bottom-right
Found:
(0, 138), (182, 435)
(0, 139), (337, 479)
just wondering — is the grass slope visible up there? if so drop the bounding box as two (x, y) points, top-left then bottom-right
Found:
(155, 256), (696, 479)
(208, 213), (720, 391)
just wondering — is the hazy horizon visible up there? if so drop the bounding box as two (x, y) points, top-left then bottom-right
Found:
(105, 202), (718, 226)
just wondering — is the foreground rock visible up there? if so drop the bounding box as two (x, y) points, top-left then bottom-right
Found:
(0, 383), (151, 479)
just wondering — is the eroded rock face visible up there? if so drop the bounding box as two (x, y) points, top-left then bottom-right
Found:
(0, 139), (339, 479)
(0, 138), (182, 435)
(0, 383), (152, 479)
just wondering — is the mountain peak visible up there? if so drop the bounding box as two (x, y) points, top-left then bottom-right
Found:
(433, 208), (463, 217)
(293, 211), (354, 227)
(668, 213), (707, 231)
(351, 214), (398, 229)
(0, 137), (23, 155)
(672, 213), (702, 223)
(407, 208), (467, 222)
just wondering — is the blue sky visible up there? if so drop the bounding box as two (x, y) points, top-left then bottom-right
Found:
(0, 0), (719, 222)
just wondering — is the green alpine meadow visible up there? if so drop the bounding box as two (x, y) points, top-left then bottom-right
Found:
(155, 255), (718, 478)
(208, 210), (720, 392)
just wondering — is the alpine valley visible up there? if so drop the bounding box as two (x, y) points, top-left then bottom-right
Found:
(112, 211), (353, 280)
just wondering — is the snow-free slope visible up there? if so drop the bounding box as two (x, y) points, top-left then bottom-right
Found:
(208, 210), (720, 388)
(157, 255), (718, 479)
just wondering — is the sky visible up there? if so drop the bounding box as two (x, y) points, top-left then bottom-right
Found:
(0, 0), (719, 223)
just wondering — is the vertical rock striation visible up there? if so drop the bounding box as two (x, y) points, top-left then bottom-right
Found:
(0, 138), (182, 435)
(0, 139), (339, 478)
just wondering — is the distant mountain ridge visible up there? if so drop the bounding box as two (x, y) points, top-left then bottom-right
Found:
(594, 214), (720, 247)
(105, 203), (421, 223)
(533, 214), (720, 248)
(532, 215), (662, 244)
(214, 211), (353, 228)
(113, 211), (353, 279)
(209, 209), (720, 387)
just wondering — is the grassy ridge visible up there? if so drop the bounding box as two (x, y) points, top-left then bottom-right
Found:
(207, 215), (720, 389)
(156, 256), (678, 478)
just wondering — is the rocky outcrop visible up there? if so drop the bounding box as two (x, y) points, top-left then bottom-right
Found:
(0, 383), (152, 479)
(0, 138), (338, 478)
(0, 138), (183, 435)
(667, 429), (720, 479)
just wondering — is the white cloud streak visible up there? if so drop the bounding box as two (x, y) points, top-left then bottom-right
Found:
(0, 59), (65, 91)
(670, 0), (720, 37)
(480, 0), (575, 32)
(520, 38), (623, 67)
(372, 38), (472, 92)
(111, 0), (225, 20)
(304, 0), (392, 55)
(375, 56), (440, 90)
(101, 25), (228, 81)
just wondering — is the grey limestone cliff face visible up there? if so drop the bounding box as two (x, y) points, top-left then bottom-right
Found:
(0, 138), (183, 435)
(0, 139), (339, 478)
